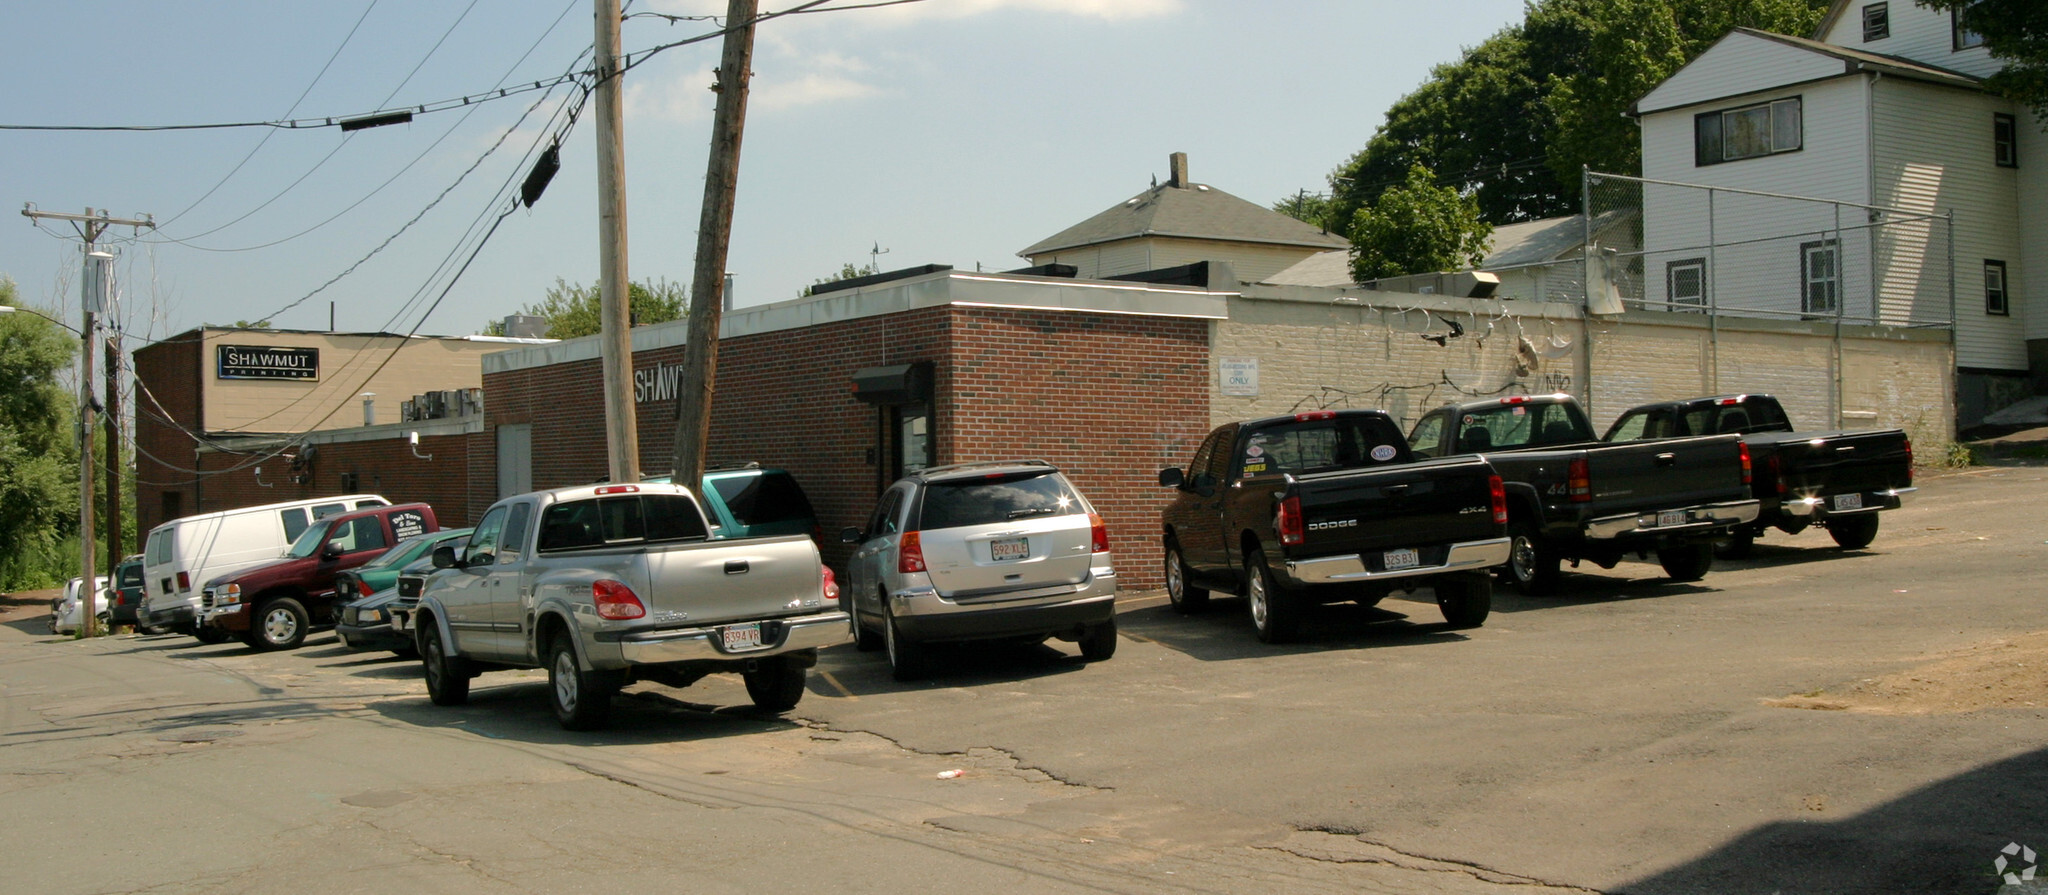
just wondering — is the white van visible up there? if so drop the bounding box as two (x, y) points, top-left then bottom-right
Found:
(140, 494), (388, 640)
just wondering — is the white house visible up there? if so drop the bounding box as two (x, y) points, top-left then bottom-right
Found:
(1631, 1), (2042, 425)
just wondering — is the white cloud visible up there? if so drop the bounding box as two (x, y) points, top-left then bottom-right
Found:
(754, 72), (881, 111)
(625, 68), (719, 123)
(640, 0), (1180, 28)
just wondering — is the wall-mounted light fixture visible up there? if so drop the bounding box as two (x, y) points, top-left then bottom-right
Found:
(253, 466), (275, 488)
(409, 431), (433, 461)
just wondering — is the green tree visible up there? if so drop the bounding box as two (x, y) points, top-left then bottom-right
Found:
(0, 277), (81, 589)
(1918, 0), (2048, 123)
(491, 277), (686, 339)
(1271, 190), (1335, 230)
(804, 261), (880, 296)
(1347, 164), (1495, 281)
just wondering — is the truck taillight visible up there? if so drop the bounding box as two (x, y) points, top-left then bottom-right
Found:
(1087, 512), (1111, 553)
(898, 531), (927, 574)
(1903, 436), (1914, 486)
(1489, 475), (1508, 525)
(1738, 441), (1752, 486)
(1276, 496), (1305, 546)
(1499, 395), (1528, 405)
(1294, 410), (1337, 421)
(1567, 458), (1591, 503)
(1765, 454), (1784, 496)
(820, 565), (839, 602)
(357, 578), (374, 597)
(592, 579), (645, 620)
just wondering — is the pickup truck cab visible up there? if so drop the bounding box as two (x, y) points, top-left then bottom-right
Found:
(1408, 394), (1759, 594)
(1602, 394), (1915, 554)
(198, 503), (438, 650)
(1160, 409), (1508, 642)
(412, 482), (845, 730)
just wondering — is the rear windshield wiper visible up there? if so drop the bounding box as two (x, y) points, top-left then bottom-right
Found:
(1006, 507), (1058, 520)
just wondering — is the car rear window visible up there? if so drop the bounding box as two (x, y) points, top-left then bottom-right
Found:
(919, 472), (1081, 530)
(538, 495), (709, 550)
(1242, 417), (1409, 476)
(709, 472), (817, 527)
(118, 564), (144, 588)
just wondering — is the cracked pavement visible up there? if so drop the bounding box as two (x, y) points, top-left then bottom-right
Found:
(3, 466), (2046, 893)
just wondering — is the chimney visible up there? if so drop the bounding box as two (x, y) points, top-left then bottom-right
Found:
(1168, 152), (1188, 189)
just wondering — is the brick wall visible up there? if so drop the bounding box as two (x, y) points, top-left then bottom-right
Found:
(134, 332), (204, 534)
(189, 433), (475, 526)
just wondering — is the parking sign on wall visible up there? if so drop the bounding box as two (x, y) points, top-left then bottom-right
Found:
(1220, 357), (1259, 397)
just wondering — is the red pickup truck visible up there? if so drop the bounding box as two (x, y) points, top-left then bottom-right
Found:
(197, 503), (439, 650)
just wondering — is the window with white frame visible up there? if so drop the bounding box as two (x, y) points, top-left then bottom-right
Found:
(1954, 4), (1984, 50)
(1695, 97), (1802, 166)
(1985, 260), (2009, 316)
(1996, 114), (2018, 167)
(1801, 240), (1839, 315)
(1668, 258), (1707, 312)
(1862, 3), (1889, 41)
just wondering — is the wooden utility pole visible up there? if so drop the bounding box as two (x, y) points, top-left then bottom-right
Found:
(105, 322), (123, 579)
(20, 207), (152, 638)
(670, 0), (760, 490)
(595, 0), (639, 483)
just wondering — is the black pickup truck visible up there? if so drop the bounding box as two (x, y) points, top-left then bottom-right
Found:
(1158, 409), (1509, 643)
(1601, 394), (1915, 554)
(1407, 394), (1760, 594)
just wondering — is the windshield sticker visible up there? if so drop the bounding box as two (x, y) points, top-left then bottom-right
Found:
(1242, 460), (1268, 476)
(1512, 406), (1526, 416)
(1370, 445), (1398, 462)
(1246, 445), (1264, 458)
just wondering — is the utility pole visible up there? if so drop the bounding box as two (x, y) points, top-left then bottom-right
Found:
(594, 0), (639, 484)
(671, 0), (760, 490)
(20, 206), (154, 639)
(105, 308), (123, 584)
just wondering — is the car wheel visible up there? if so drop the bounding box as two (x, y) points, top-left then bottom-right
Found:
(1244, 547), (1302, 644)
(250, 598), (309, 651)
(391, 645), (419, 660)
(851, 591), (883, 652)
(742, 656), (807, 712)
(1504, 520), (1561, 595)
(1656, 542), (1714, 582)
(420, 624), (471, 707)
(1079, 618), (1118, 661)
(549, 633), (616, 731)
(1827, 513), (1880, 550)
(1434, 572), (1492, 628)
(883, 601), (928, 682)
(194, 626), (231, 645)
(1165, 542), (1209, 614)
(138, 624), (170, 636)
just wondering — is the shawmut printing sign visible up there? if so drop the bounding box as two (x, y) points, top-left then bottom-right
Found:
(217, 345), (320, 381)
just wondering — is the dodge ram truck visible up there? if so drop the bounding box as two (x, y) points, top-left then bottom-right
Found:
(1160, 409), (1509, 643)
(1408, 394), (1759, 594)
(411, 482), (845, 730)
(1602, 393), (1915, 554)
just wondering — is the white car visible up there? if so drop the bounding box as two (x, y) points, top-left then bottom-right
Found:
(49, 576), (111, 635)
(841, 460), (1118, 681)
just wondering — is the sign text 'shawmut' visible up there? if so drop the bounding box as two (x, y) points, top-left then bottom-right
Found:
(217, 346), (320, 381)
(634, 361), (687, 404)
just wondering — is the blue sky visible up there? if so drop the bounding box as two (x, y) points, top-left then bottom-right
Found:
(1, 0), (1531, 340)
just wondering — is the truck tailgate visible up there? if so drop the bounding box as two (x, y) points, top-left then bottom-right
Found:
(1289, 456), (1500, 557)
(1582, 435), (1747, 514)
(637, 535), (822, 627)
(1754, 429), (1912, 495)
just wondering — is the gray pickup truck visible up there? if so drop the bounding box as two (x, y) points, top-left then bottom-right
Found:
(412, 482), (845, 730)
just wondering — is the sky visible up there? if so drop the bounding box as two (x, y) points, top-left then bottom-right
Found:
(1, 0), (1534, 343)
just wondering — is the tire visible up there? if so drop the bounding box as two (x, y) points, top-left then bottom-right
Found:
(1715, 527), (1757, 560)
(1827, 513), (1880, 550)
(138, 624), (170, 636)
(1503, 520), (1562, 595)
(420, 624), (471, 706)
(548, 634), (616, 731)
(851, 592), (883, 652)
(249, 597), (309, 651)
(1244, 548), (1302, 644)
(742, 656), (808, 712)
(1434, 573), (1492, 628)
(883, 601), (928, 682)
(194, 626), (231, 645)
(1079, 618), (1118, 661)
(1164, 542), (1209, 614)
(1657, 543), (1714, 582)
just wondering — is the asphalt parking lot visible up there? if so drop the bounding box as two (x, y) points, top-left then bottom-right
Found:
(5, 463), (2046, 894)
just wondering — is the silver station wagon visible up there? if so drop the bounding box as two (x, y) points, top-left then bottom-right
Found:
(841, 460), (1118, 680)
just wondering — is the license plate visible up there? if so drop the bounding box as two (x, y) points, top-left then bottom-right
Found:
(990, 537), (1029, 561)
(1833, 493), (1863, 511)
(390, 613), (409, 632)
(1657, 510), (1687, 527)
(721, 622), (764, 651)
(1384, 548), (1420, 570)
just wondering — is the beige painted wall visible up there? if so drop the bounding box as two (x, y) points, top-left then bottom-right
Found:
(198, 330), (511, 434)
(1217, 288), (1955, 453)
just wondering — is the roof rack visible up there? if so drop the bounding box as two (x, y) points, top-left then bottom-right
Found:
(916, 459), (1056, 478)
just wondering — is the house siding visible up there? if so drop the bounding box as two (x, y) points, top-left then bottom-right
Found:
(1819, 1), (2001, 79)
(1638, 31), (1848, 114)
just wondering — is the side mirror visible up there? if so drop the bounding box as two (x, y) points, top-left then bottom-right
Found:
(839, 527), (864, 545)
(432, 545), (459, 569)
(322, 544), (343, 561)
(1157, 468), (1185, 488)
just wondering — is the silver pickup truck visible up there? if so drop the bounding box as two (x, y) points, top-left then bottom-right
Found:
(411, 482), (845, 730)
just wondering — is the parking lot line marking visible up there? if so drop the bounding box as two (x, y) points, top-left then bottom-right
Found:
(819, 671), (856, 700)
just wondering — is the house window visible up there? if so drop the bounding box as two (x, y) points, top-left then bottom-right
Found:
(1985, 260), (2009, 316)
(1954, 4), (1984, 50)
(1862, 3), (1889, 41)
(1996, 114), (2018, 167)
(1801, 241), (1840, 315)
(1668, 258), (1707, 312)
(1695, 97), (1802, 165)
